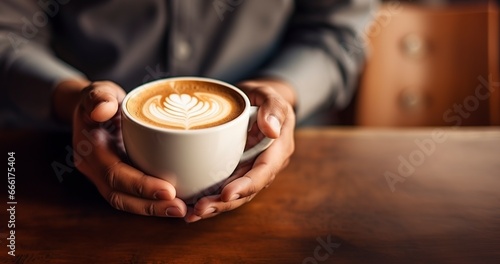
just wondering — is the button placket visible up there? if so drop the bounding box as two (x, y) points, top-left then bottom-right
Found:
(175, 39), (191, 61)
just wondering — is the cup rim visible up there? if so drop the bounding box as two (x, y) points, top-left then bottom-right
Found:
(121, 76), (251, 134)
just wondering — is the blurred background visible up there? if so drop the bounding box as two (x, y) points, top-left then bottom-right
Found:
(328, 0), (499, 127)
(0, 0), (498, 129)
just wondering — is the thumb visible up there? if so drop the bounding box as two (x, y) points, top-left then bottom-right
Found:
(82, 81), (126, 123)
(237, 80), (294, 139)
(257, 96), (288, 139)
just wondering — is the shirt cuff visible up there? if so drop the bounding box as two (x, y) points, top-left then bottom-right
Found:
(4, 45), (86, 123)
(258, 45), (342, 122)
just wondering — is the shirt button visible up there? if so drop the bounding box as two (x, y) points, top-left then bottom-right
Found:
(175, 40), (191, 61)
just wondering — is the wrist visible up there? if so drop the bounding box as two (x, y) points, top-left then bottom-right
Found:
(52, 79), (91, 124)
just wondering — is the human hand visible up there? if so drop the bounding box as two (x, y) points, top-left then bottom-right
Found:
(185, 78), (296, 222)
(55, 80), (187, 217)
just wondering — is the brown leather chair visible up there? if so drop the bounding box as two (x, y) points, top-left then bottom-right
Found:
(355, 1), (499, 126)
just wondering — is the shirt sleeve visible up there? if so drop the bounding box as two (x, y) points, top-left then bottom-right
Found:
(0, 1), (85, 126)
(259, 0), (378, 121)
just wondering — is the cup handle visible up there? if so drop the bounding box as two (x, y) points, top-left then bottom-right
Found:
(240, 106), (275, 163)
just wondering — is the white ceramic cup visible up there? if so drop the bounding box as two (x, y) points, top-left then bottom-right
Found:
(121, 77), (273, 203)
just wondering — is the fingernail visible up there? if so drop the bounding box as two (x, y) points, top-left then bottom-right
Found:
(267, 115), (281, 135)
(229, 194), (240, 201)
(154, 190), (171, 200)
(166, 207), (183, 217)
(202, 207), (216, 216)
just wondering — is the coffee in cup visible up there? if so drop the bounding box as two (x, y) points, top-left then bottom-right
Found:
(126, 80), (245, 130)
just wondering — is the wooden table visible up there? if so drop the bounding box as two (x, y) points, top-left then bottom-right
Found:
(1, 128), (499, 263)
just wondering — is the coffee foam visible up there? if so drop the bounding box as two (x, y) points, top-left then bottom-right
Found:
(127, 80), (245, 130)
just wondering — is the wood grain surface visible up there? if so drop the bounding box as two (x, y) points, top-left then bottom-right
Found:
(0, 128), (499, 263)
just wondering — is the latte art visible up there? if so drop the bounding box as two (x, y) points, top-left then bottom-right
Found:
(126, 80), (245, 130)
(144, 93), (233, 130)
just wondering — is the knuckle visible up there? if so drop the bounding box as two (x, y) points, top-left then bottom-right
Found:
(79, 85), (93, 98)
(145, 203), (156, 216)
(267, 174), (276, 187)
(105, 162), (121, 189)
(107, 191), (124, 211)
(221, 202), (234, 212)
(87, 87), (103, 102)
(105, 168), (117, 189)
(242, 175), (257, 195)
(267, 96), (287, 116)
(132, 174), (147, 197)
(245, 194), (256, 203)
